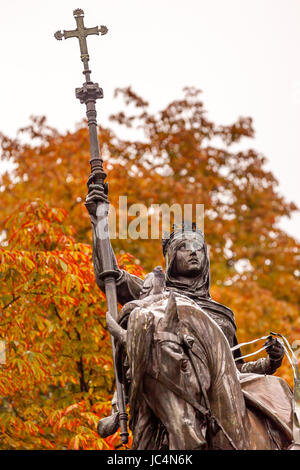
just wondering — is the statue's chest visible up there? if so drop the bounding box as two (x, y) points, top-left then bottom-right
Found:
(201, 309), (236, 348)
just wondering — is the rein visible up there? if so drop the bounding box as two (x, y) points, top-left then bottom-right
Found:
(232, 331), (300, 446)
(232, 332), (300, 381)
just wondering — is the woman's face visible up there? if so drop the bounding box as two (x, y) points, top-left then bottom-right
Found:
(173, 234), (206, 278)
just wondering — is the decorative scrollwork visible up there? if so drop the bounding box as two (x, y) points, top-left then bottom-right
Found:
(54, 30), (64, 41)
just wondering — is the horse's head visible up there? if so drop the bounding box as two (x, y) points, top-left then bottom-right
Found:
(151, 292), (204, 408)
(146, 292), (211, 449)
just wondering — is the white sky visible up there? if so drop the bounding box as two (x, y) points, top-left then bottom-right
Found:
(1, 0), (299, 240)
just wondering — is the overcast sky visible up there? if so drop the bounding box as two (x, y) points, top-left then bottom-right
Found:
(1, 0), (299, 240)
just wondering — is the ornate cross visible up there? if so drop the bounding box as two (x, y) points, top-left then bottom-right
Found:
(55, 8), (107, 83)
(54, 8), (108, 181)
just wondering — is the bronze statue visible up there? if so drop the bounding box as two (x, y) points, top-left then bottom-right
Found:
(55, 8), (299, 450)
(86, 187), (297, 450)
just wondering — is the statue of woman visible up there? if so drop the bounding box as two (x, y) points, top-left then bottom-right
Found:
(85, 184), (284, 376)
(85, 182), (296, 450)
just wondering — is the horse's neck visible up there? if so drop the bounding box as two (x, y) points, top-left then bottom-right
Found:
(200, 317), (251, 449)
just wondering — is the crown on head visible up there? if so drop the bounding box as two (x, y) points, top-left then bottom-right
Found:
(162, 221), (204, 256)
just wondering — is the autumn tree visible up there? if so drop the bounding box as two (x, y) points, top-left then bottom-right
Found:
(0, 87), (299, 448)
(0, 199), (142, 449)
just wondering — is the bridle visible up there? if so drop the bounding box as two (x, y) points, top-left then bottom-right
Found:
(150, 330), (239, 450)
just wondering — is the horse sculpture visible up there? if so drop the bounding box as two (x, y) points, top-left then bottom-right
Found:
(107, 291), (295, 450)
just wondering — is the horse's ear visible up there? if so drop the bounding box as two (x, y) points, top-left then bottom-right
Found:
(162, 291), (179, 332)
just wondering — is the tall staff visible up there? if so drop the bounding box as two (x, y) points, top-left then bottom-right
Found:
(54, 8), (128, 445)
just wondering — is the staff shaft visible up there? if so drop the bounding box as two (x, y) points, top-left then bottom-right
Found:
(96, 204), (129, 444)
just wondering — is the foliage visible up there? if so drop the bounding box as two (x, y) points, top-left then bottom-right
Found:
(0, 200), (140, 449)
(0, 88), (299, 448)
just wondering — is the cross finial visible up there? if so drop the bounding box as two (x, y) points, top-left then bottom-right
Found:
(54, 9), (108, 184)
(54, 8), (108, 83)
